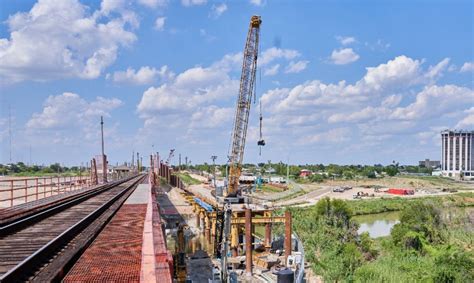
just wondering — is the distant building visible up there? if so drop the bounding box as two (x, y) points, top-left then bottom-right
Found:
(265, 167), (276, 174)
(441, 130), (474, 180)
(299, 169), (312, 178)
(114, 165), (131, 174)
(419, 159), (441, 168)
(239, 175), (256, 184)
(97, 165), (113, 174)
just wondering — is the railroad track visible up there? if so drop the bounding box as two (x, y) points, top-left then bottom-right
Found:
(0, 174), (146, 282)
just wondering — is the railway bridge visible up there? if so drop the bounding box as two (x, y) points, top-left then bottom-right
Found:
(0, 155), (299, 282)
(0, 172), (174, 282)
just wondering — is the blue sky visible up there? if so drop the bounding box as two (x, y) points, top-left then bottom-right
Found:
(0, 0), (473, 166)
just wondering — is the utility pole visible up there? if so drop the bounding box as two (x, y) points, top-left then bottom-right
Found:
(132, 151), (135, 169)
(157, 152), (160, 176)
(185, 156), (188, 170)
(137, 152), (140, 172)
(287, 157), (290, 184)
(268, 159), (271, 183)
(179, 154), (182, 171)
(101, 116), (107, 183)
(211, 155), (217, 188)
(8, 105), (12, 163)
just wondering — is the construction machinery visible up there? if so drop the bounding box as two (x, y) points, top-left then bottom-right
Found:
(225, 15), (262, 199)
(165, 149), (175, 165)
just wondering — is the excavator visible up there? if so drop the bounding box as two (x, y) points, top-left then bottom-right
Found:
(225, 15), (262, 201)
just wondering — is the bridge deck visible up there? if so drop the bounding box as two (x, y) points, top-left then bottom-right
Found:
(63, 183), (173, 282)
(63, 204), (147, 282)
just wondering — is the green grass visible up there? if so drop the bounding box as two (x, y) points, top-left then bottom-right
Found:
(260, 184), (285, 193)
(174, 172), (201, 186)
(346, 192), (474, 215)
(290, 196), (474, 282)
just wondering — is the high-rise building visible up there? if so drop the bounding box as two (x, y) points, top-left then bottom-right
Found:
(441, 130), (474, 179)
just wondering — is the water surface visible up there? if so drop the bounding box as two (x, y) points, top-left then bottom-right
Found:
(353, 211), (400, 238)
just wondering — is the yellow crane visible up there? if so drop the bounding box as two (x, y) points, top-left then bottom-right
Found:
(226, 15), (262, 198)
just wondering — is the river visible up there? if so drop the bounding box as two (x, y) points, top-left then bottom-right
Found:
(353, 206), (474, 238)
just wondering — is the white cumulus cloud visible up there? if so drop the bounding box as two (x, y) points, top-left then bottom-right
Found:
(285, 60), (309, 73)
(26, 92), (123, 147)
(460, 62), (474, 72)
(108, 65), (174, 85)
(456, 107), (474, 128)
(330, 48), (360, 65)
(336, 36), (356, 45)
(138, 67), (237, 113)
(264, 64), (280, 76)
(425, 58), (450, 80)
(181, 0), (207, 7)
(138, 0), (168, 8)
(260, 47), (300, 65)
(259, 55), (473, 153)
(155, 17), (166, 31)
(210, 3), (227, 18)
(249, 0), (265, 6)
(0, 0), (137, 82)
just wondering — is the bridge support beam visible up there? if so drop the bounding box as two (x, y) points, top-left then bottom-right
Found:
(284, 210), (292, 265)
(245, 208), (252, 278)
(231, 224), (239, 257)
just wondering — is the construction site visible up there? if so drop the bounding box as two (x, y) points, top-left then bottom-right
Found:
(0, 15), (304, 283)
(145, 15), (304, 282)
(2, 1), (474, 282)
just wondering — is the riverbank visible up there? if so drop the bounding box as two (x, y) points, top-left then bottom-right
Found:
(347, 192), (474, 215)
(289, 195), (474, 282)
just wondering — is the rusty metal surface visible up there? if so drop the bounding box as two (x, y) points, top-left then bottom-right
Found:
(245, 208), (252, 276)
(0, 176), (144, 282)
(63, 204), (147, 283)
(265, 223), (272, 250)
(284, 210), (292, 263)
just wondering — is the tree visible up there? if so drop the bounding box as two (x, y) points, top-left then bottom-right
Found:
(17, 162), (28, 172)
(392, 202), (444, 249)
(50, 163), (62, 173)
(359, 232), (378, 260)
(384, 166), (399, 176)
(342, 242), (363, 276)
(343, 170), (354, 179)
(315, 197), (353, 229)
(434, 247), (474, 282)
(310, 174), (324, 183)
(366, 171), (376, 178)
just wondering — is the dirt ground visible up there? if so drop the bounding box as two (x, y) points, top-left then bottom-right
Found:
(188, 173), (208, 183)
(323, 176), (474, 190)
(264, 176), (474, 206)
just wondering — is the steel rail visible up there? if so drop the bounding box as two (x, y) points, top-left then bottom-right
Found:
(0, 175), (137, 235)
(0, 174), (145, 282)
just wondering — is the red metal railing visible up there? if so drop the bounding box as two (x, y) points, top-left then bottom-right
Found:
(0, 175), (91, 208)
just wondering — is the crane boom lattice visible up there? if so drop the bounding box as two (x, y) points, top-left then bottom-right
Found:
(227, 15), (261, 197)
